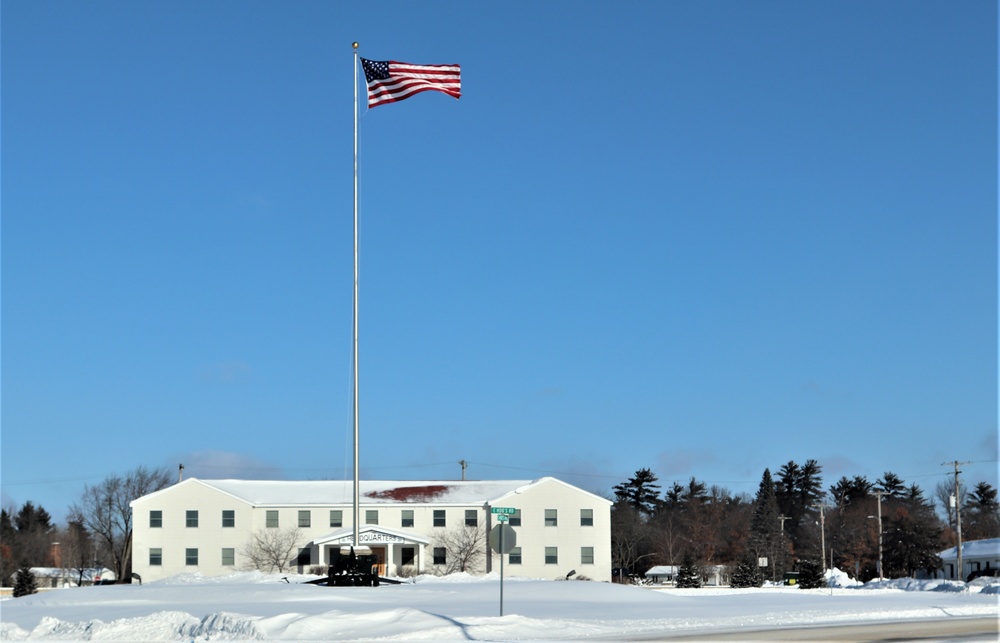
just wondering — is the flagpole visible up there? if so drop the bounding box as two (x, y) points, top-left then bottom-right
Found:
(351, 41), (361, 554)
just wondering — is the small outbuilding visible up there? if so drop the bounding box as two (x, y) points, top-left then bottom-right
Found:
(644, 565), (678, 585)
(935, 537), (1000, 581)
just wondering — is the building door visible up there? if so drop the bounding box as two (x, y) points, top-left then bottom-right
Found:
(371, 546), (387, 576)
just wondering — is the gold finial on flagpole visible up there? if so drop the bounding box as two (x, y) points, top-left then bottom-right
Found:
(353, 42), (359, 50)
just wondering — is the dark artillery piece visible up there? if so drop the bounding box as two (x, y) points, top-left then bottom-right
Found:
(327, 546), (380, 587)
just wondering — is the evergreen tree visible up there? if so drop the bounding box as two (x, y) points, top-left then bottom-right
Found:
(613, 468), (662, 516)
(1, 510), (15, 587)
(876, 472), (906, 499)
(13, 565), (37, 597)
(4, 502), (55, 572)
(749, 469), (785, 582)
(882, 504), (943, 578)
(729, 549), (762, 588)
(964, 482), (1000, 540)
(796, 559), (825, 589)
(663, 482), (685, 507)
(830, 475), (872, 507)
(776, 460), (824, 559)
(675, 551), (701, 588)
(683, 478), (708, 505)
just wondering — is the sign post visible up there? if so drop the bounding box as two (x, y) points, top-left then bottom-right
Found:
(489, 510), (517, 617)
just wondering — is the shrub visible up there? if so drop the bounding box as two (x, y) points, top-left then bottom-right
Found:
(13, 566), (37, 598)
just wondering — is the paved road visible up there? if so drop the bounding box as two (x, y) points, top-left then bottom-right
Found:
(633, 617), (999, 641)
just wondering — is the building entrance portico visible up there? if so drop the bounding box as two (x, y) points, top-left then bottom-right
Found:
(313, 526), (430, 576)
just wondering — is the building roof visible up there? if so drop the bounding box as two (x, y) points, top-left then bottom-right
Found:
(204, 478), (537, 506)
(133, 476), (612, 507)
(131, 476), (612, 508)
(937, 537), (1000, 561)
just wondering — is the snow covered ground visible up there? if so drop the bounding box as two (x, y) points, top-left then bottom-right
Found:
(1, 570), (997, 641)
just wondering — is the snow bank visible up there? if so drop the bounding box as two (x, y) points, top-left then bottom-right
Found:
(2, 571), (996, 641)
(824, 567), (862, 587)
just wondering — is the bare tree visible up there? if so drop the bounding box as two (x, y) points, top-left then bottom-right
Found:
(611, 504), (654, 581)
(240, 527), (303, 573)
(61, 511), (94, 587)
(434, 525), (487, 574)
(71, 465), (172, 583)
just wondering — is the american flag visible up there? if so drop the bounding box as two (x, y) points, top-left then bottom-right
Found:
(360, 58), (461, 108)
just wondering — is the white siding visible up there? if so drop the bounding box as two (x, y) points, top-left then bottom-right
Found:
(131, 477), (612, 583)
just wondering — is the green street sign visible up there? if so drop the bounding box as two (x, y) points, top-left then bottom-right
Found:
(491, 507), (516, 515)
(496, 514), (509, 523)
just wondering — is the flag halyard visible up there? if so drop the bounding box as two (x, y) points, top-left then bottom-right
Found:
(360, 58), (461, 108)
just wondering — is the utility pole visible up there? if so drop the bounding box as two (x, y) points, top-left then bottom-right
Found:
(459, 460), (467, 481)
(812, 503), (830, 571)
(870, 491), (884, 581)
(943, 461), (969, 580)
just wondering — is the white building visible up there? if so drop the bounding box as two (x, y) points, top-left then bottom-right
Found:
(935, 538), (1000, 581)
(644, 565), (678, 585)
(131, 477), (611, 583)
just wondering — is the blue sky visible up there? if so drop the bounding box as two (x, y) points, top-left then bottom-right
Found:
(2, 1), (997, 522)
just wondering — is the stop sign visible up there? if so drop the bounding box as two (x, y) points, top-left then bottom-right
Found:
(489, 524), (517, 554)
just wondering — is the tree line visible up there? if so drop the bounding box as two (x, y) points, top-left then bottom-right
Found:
(2, 465), (173, 587)
(3, 461), (998, 587)
(610, 461), (999, 584)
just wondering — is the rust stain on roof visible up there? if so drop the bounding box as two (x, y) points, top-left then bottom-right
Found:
(366, 485), (452, 502)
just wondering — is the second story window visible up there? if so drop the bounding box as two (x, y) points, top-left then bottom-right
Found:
(465, 509), (478, 527)
(330, 510), (343, 528)
(544, 509), (558, 527)
(266, 510), (279, 528)
(401, 509), (414, 528)
(580, 509), (593, 527)
(149, 510), (162, 528)
(298, 510), (311, 528)
(186, 510), (199, 528)
(433, 510), (446, 527)
(222, 510), (235, 528)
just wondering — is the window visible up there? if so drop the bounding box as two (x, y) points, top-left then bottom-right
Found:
(330, 510), (343, 528)
(433, 510), (446, 527)
(401, 510), (414, 528)
(581, 546), (594, 565)
(186, 510), (199, 528)
(580, 509), (593, 527)
(433, 547), (447, 565)
(509, 509), (521, 527)
(509, 547), (522, 565)
(149, 548), (162, 566)
(266, 510), (279, 528)
(365, 510), (378, 525)
(186, 548), (199, 566)
(298, 510), (311, 528)
(222, 510), (235, 528)
(545, 547), (558, 564)
(401, 547), (415, 566)
(222, 548), (235, 566)
(544, 509), (558, 527)
(297, 548), (311, 566)
(465, 509), (478, 527)
(149, 510), (162, 528)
